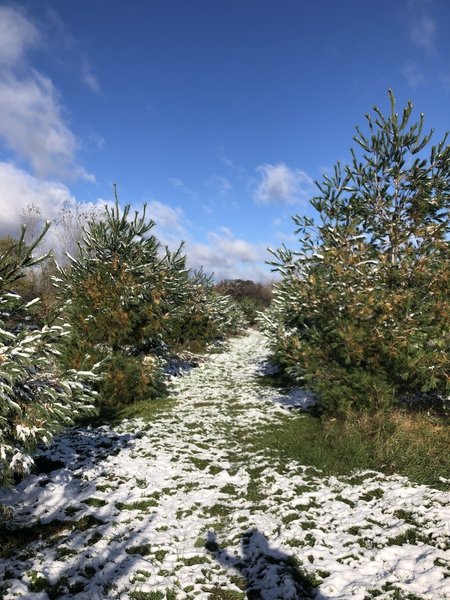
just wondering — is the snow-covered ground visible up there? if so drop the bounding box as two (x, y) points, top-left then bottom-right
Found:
(0, 330), (449, 599)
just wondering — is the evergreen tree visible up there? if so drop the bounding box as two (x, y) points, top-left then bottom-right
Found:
(264, 91), (450, 414)
(0, 224), (97, 485)
(58, 197), (175, 407)
(167, 269), (245, 351)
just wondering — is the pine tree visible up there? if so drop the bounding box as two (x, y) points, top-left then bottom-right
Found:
(57, 194), (222, 406)
(0, 224), (97, 485)
(167, 269), (245, 351)
(264, 91), (450, 414)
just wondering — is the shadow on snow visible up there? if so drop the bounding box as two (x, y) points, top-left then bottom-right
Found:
(206, 529), (317, 599)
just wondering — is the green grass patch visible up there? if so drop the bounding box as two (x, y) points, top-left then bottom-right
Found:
(191, 457), (210, 470)
(220, 484), (238, 495)
(0, 515), (105, 559)
(116, 499), (158, 511)
(115, 397), (177, 422)
(82, 497), (108, 507)
(207, 587), (245, 599)
(183, 555), (209, 566)
(208, 503), (232, 518)
(246, 410), (450, 489)
(359, 489), (384, 502)
(394, 509), (420, 526)
(126, 543), (152, 556)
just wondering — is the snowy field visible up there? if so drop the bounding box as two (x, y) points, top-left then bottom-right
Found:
(0, 330), (449, 599)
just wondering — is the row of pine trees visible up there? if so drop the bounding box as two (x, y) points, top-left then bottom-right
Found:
(0, 199), (246, 484)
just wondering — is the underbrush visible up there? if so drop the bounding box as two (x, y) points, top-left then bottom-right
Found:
(247, 409), (450, 490)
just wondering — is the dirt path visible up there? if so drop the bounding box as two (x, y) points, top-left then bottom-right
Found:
(0, 330), (449, 599)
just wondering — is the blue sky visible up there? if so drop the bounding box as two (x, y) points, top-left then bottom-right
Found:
(0, 0), (449, 280)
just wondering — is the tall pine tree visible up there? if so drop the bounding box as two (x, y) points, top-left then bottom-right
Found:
(264, 91), (450, 413)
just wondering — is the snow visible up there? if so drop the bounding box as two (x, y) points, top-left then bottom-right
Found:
(0, 329), (449, 599)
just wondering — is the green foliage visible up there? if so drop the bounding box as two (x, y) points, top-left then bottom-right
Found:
(59, 195), (245, 408)
(100, 352), (164, 409)
(0, 225), (97, 485)
(263, 91), (450, 414)
(167, 270), (245, 351)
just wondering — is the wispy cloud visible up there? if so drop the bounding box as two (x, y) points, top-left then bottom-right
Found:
(206, 174), (233, 195)
(0, 6), (94, 181)
(402, 62), (427, 88)
(409, 15), (437, 55)
(0, 162), (73, 237)
(207, 227), (261, 263)
(138, 201), (269, 280)
(46, 7), (101, 94)
(89, 132), (106, 150)
(169, 177), (199, 200)
(81, 56), (101, 94)
(253, 163), (314, 205)
(0, 5), (40, 66)
(216, 144), (247, 178)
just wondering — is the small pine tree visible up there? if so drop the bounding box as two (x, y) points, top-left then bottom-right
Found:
(58, 196), (188, 407)
(0, 224), (97, 485)
(167, 269), (245, 351)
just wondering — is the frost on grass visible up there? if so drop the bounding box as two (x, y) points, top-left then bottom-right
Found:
(0, 330), (449, 599)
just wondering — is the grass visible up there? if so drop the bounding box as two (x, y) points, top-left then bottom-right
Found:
(116, 499), (158, 511)
(245, 409), (450, 489)
(0, 515), (105, 559)
(82, 497), (107, 507)
(126, 543), (152, 556)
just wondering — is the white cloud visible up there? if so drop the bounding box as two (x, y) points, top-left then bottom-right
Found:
(0, 171), (272, 281)
(139, 200), (270, 281)
(0, 72), (90, 179)
(145, 200), (188, 247)
(0, 5), (40, 67)
(207, 228), (260, 263)
(0, 6), (94, 181)
(410, 15), (437, 55)
(0, 162), (106, 258)
(253, 163), (314, 205)
(0, 162), (74, 237)
(186, 228), (269, 281)
(402, 62), (426, 88)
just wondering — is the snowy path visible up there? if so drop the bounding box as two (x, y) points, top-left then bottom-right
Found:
(0, 330), (449, 599)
